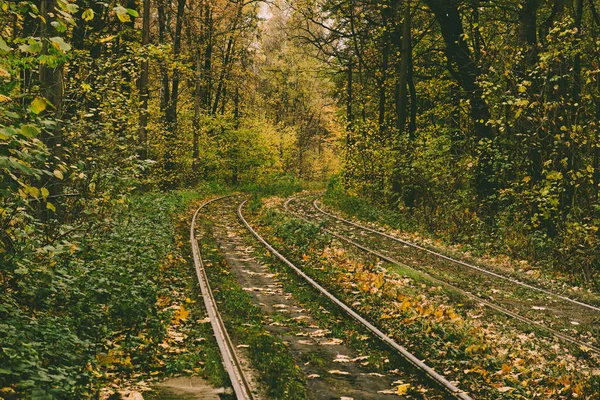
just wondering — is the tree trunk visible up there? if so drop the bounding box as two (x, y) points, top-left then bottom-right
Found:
(424, 0), (496, 202)
(193, 48), (201, 174)
(202, 3), (213, 111)
(395, 3), (411, 134)
(378, 1), (393, 132)
(138, 0), (150, 159)
(157, 0), (170, 116)
(40, 0), (64, 197)
(167, 0), (186, 128)
(518, 0), (539, 46)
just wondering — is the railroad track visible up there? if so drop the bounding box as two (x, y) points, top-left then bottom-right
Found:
(311, 198), (600, 313)
(190, 196), (255, 400)
(283, 195), (600, 357)
(237, 200), (473, 400)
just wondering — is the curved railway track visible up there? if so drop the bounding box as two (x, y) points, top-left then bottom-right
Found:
(283, 195), (600, 357)
(190, 196), (255, 400)
(237, 200), (473, 400)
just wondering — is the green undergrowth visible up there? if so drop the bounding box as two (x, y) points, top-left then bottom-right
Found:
(253, 201), (600, 399)
(0, 187), (228, 399)
(197, 218), (307, 399)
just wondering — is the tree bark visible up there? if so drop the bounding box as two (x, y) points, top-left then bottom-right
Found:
(346, 60), (354, 138)
(518, 0), (539, 46)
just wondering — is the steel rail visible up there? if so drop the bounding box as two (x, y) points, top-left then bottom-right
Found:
(191, 195), (255, 400)
(312, 198), (600, 313)
(238, 200), (473, 400)
(283, 197), (600, 357)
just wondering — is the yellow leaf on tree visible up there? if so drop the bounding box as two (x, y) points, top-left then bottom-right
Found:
(30, 97), (48, 114)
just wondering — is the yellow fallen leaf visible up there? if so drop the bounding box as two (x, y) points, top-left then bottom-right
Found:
(173, 305), (189, 323)
(396, 383), (410, 395)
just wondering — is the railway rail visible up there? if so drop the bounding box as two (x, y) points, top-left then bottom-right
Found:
(283, 196), (600, 357)
(237, 200), (474, 400)
(190, 196), (255, 400)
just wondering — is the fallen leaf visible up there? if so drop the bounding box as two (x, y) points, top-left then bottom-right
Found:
(497, 386), (514, 393)
(396, 383), (411, 395)
(322, 338), (344, 345)
(328, 370), (350, 375)
(334, 355), (351, 363)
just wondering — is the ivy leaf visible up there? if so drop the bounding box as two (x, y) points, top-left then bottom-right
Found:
(99, 35), (116, 43)
(65, 2), (79, 14)
(396, 383), (411, 395)
(25, 185), (40, 198)
(546, 171), (563, 181)
(172, 305), (190, 323)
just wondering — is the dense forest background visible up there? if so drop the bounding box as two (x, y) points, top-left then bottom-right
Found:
(2, 0), (600, 397)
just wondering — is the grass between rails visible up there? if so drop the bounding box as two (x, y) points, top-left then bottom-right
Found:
(196, 214), (307, 399)
(252, 197), (600, 399)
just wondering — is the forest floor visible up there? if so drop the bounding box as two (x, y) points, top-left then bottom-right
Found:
(103, 189), (600, 400)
